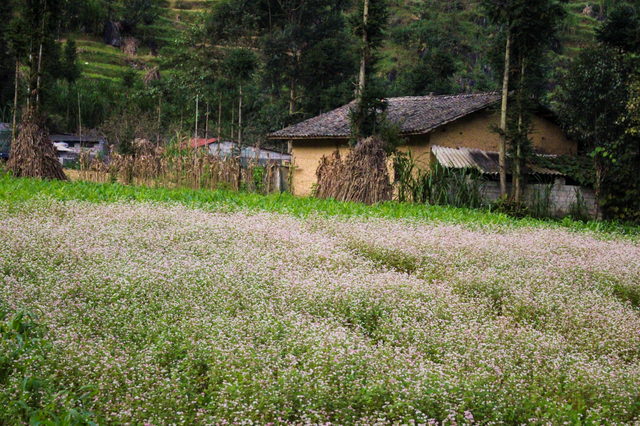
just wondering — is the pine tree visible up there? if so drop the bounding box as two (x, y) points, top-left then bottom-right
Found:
(61, 36), (81, 86)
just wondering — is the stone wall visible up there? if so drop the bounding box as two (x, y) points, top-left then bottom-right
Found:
(482, 179), (598, 219)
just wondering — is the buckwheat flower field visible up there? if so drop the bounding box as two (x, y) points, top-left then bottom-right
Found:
(1, 197), (639, 425)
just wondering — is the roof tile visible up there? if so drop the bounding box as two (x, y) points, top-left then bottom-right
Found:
(269, 92), (502, 139)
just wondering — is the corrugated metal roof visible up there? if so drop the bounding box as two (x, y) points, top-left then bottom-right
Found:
(51, 134), (105, 143)
(432, 145), (563, 176)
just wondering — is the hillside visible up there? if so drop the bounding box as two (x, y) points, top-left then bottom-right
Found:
(74, 0), (602, 87)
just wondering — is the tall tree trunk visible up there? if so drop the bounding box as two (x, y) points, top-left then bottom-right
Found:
(500, 29), (511, 199)
(354, 0), (370, 141)
(205, 101), (209, 142)
(157, 93), (162, 146)
(289, 77), (296, 115)
(12, 60), (19, 143)
(593, 155), (605, 220)
(231, 101), (235, 142)
(238, 84), (243, 146)
(36, 43), (43, 106)
(78, 91), (82, 144)
(218, 97), (222, 139)
(514, 54), (524, 204)
(194, 94), (199, 143)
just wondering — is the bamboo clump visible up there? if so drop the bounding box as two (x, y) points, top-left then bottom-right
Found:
(315, 135), (393, 205)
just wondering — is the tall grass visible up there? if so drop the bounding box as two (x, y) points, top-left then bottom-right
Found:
(393, 152), (486, 209)
(528, 182), (555, 219)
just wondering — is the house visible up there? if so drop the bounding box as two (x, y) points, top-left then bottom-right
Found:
(189, 138), (292, 164)
(269, 92), (577, 196)
(189, 137), (219, 149)
(189, 138), (293, 192)
(0, 123), (11, 159)
(432, 145), (597, 218)
(49, 134), (106, 166)
(50, 134), (106, 154)
(0, 128), (106, 165)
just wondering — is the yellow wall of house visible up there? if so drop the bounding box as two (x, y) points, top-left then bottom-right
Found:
(291, 139), (349, 197)
(427, 109), (576, 156)
(288, 111), (576, 196)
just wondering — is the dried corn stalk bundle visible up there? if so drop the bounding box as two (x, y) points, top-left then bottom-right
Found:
(7, 109), (67, 180)
(315, 135), (392, 205)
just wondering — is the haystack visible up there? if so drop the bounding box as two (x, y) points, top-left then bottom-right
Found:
(7, 110), (67, 180)
(315, 135), (392, 205)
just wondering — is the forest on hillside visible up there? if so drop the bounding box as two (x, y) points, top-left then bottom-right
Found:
(0, 0), (639, 221)
(0, 0), (626, 141)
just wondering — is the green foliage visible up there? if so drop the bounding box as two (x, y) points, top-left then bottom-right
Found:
(348, 0), (389, 52)
(252, 165), (265, 193)
(61, 37), (81, 86)
(0, 173), (637, 234)
(349, 76), (388, 144)
(533, 155), (595, 187)
(386, 0), (487, 95)
(596, 5), (640, 53)
(0, 1), (15, 113)
(390, 49), (456, 96)
(8, 0), (65, 109)
(393, 152), (486, 209)
(0, 305), (96, 426)
(555, 46), (630, 152)
(224, 48), (257, 84)
(527, 182), (555, 219)
(568, 187), (592, 222)
(554, 44), (639, 221)
(490, 197), (528, 218)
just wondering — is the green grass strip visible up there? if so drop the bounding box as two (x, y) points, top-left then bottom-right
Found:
(0, 174), (637, 236)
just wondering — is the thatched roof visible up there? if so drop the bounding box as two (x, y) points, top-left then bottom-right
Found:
(269, 92), (502, 139)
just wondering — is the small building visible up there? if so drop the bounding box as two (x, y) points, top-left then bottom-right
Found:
(0, 123), (11, 160)
(269, 92), (577, 196)
(432, 145), (597, 218)
(0, 128), (106, 165)
(189, 138), (292, 192)
(189, 138), (292, 164)
(50, 134), (106, 154)
(49, 134), (106, 166)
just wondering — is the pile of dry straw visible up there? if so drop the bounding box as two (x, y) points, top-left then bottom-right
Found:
(315, 135), (392, 205)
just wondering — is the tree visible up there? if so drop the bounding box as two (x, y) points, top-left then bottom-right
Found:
(207, 0), (355, 121)
(482, 0), (567, 200)
(555, 46), (631, 219)
(61, 36), (81, 86)
(224, 48), (257, 146)
(0, 1), (15, 116)
(596, 5), (640, 53)
(349, 0), (389, 143)
(391, 49), (456, 96)
(9, 0), (64, 110)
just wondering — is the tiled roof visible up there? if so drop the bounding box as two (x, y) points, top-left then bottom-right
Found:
(432, 145), (563, 176)
(269, 92), (502, 139)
